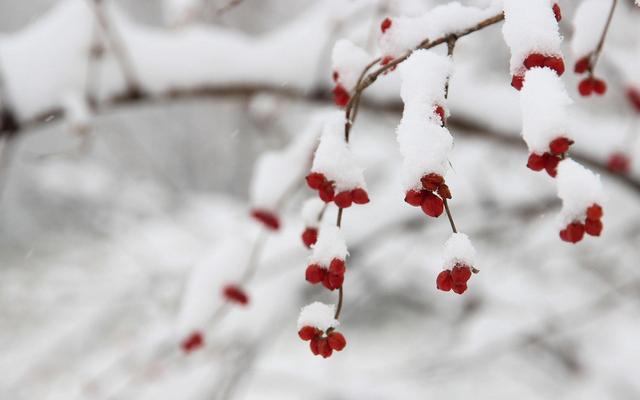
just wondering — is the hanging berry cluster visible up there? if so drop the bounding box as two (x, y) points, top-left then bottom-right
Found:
(297, 302), (346, 358)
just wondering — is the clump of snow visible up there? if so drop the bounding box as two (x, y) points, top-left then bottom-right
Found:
(62, 92), (91, 134)
(502, 0), (563, 75)
(380, 1), (503, 58)
(331, 39), (371, 90)
(556, 158), (604, 224)
(250, 117), (323, 214)
(301, 198), (325, 228)
(442, 232), (477, 269)
(571, 0), (613, 59)
(309, 223), (348, 266)
(396, 50), (453, 190)
(297, 301), (338, 331)
(520, 67), (573, 153)
(310, 112), (366, 192)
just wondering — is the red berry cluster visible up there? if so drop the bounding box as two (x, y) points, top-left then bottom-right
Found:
(607, 152), (631, 174)
(331, 71), (350, 107)
(222, 284), (249, 305)
(306, 172), (370, 208)
(301, 227), (318, 248)
(574, 56), (606, 97)
(526, 137), (573, 177)
(250, 209), (279, 230)
(404, 173), (451, 218)
(436, 263), (473, 294)
(511, 53), (565, 91)
(305, 258), (346, 291)
(559, 203), (603, 243)
(298, 326), (346, 358)
(626, 87), (640, 113)
(181, 331), (204, 353)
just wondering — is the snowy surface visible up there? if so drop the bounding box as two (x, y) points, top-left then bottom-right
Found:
(442, 232), (477, 269)
(297, 302), (338, 331)
(556, 158), (604, 225)
(571, 0), (613, 59)
(308, 223), (348, 266)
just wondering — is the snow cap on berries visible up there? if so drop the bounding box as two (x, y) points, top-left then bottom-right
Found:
(309, 223), (348, 266)
(331, 39), (371, 90)
(250, 117), (322, 215)
(399, 49), (451, 110)
(572, 0), (613, 60)
(502, 0), (563, 75)
(297, 302), (339, 331)
(442, 232), (477, 270)
(556, 158), (604, 225)
(301, 198), (325, 229)
(520, 68), (573, 153)
(310, 112), (366, 193)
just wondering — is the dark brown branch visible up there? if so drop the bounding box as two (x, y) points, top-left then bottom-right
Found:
(590, 0), (618, 74)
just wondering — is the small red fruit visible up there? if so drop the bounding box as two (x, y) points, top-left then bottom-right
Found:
(544, 154), (560, 177)
(301, 227), (318, 248)
(319, 182), (335, 202)
(404, 190), (423, 207)
(436, 270), (453, 292)
(544, 56), (565, 76)
(327, 332), (347, 351)
(586, 204), (603, 221)
(223, 285), (249, 305)
(627, 87), (640, 112)
(511, 75), (524, 91)
(452, 282), (468, 294)
(553, 3), (562, 22)
(334, 191), (353, 208)
(607, 152), (631, 174)
(329, 258), (346, 275)
(351, 188), (370, 204)
(585, 218), (603, 236)
(559, 222), (585, 243)
(524, 53), (546, 69)
(593, 78), (607, 95)
(327, 273), (344, 289)
(549, 137), (572, 155)
(574, 56), (590, 74)
(527, 153), (546, 171)
(381, 17), (392, 33)
(437, 184), (452, 200)
(421, 192), (444, 218)
(434, 105), (446, 124)
(250, 209), (279, 230)
(305, 264), (325, 284)
(317, 338), (333, 358)
(332, 85), (350, 107)
(310, 337), (320, 355)
(451, 264), (472, 284)
(181, 331), (204, 353)
(578, 78), (594, 96)
(298, 326), (319, 341)
(421, 173), (444, 191)
(306, 172), (325, 190)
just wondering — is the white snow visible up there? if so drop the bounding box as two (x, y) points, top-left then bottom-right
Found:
(301, 198), (325, 228)
(308, 223), (348, 266)
(310, 111), (366, 192)
(396, 50), (453, 190)
(442, 232), (477, 269)
(331, 39), (371, 90)
(62, 92), (91, 134)
(502, 0), (563, 75)
(163, 0), (203, 27)
(556, 158), (604, 225)
(297, 301), (339, 331)
(520, 67), (573, 153)
(571, 0), (614, 59)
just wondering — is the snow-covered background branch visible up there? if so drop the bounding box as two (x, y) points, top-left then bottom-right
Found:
(0, 0), (639, 399)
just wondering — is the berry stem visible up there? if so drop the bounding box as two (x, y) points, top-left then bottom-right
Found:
(589, 0), (618, 75)
(443, 199), (458, 234)
(334, 286), (344, 320)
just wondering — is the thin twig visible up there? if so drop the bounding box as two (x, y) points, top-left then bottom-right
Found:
(589, 0), (618, 74)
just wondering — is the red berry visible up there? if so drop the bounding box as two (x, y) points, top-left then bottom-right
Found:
(437, 184), (452, 200)
(451, 264), (472, 284)
(223, 285), (249, 305)
(593, 78), (607, 95)
(552, 3), (562, 22)
(322, 273), (338, 291)
(381, 17), (392, 33)
(327, 273), (344, 289)
(319, 182), (335, 202)
(310, 337), (320, 355)
(404, 189), (423, 207)
(585, 218), (603, 236)
(305, 264), (325, 284)
(527, 153), (546, 171)
(250, 209), (279, 230)
(586, 204), (603, 221)
(306, 172), (325, 190)
(574, 56), (590, 74)
(332, 85), (350, 107)
(511, 75), (524, 91)
(524, 53), (546, 69)
(607, 152), (631, 174)
(181, 331), (204, 353)
(434, 105), (446, 125)
(351, 188), (370, 204)
(298, 326), (319, 341)
(332, 71), (339, 82)
(627, 87), (640, 112)
(421, 173), (444, 191)
(329, 258), (346, 275)
(436, 270), (453, 292)
(544, 56), (565, 76)
(301, 227), (318, 248)
(334, 190), (353, 208)
(578, 78), (594, 96)
(317, 338), (333, 358)
(421, 192), (444, 218)
(327, 331), (347, 351)
(544, 154), (560, 177)
(559, 222), (585, 243)
(452, 282), (468, 294)
(549, 137), (572, 155)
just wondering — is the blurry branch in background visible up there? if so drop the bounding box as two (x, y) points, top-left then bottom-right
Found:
(215, 0), (246, 16)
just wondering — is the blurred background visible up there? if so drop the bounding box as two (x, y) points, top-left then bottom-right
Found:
(0, 0), (639, 399)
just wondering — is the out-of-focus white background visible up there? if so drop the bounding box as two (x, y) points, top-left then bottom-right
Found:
(0, 1), (639, 399)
